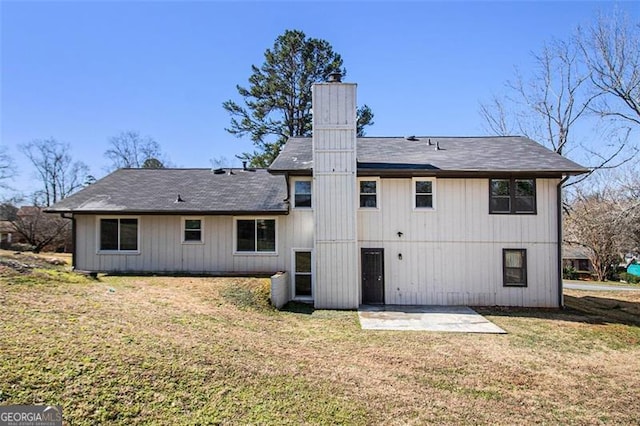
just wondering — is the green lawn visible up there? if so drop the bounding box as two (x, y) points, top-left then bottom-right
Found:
(1, 251), (639, 425)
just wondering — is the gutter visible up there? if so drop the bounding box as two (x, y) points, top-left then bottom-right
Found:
(45, 209), (290, 216)
(557, 176), (570, 308)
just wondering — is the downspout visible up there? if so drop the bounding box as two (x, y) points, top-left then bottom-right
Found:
(284, 172), (291, 214)
(557, 176), (569, 308)
(61, 213), (76, 270)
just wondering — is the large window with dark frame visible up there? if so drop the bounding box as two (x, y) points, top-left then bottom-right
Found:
(489, 178), (536, 214)
(294, 180), (312, 208)
(236, 219), (276, 253)
(503, 249), (527, 287)
(99, 218), (138, 252)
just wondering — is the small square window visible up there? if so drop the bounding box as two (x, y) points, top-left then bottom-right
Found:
(503, 249), (527, 287)
(183, 218), (203, 243)
(359, 180), (378, 208)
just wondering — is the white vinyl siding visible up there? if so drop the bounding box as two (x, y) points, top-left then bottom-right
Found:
(312, 82), (359, 309)
(75, 213), (312, 274)
(358, 178), (561, 307)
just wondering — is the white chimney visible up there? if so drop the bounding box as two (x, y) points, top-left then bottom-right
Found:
(311, 75), (359, 309)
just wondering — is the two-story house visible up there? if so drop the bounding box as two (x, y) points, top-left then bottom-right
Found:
(46, 77), (587, 308)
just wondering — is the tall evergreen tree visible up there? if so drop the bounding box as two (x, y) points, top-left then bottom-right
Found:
(223, 29), (374, 167)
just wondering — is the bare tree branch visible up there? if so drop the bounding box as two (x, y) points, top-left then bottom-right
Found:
(479, 96), (514, 136)
(19, 139), (89, 207)
(480, 24), (637, 181)
(10, 207), (71, 253)
(0, 145), (17, 196)
(104, 131), (168, 171)
(481, 39), (595, 157)
(578, 10), (640, 126)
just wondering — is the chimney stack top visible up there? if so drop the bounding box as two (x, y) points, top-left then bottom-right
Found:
(326, 71), (342, 83)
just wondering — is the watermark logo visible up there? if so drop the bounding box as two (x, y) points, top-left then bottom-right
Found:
(0, 405), (62, 426)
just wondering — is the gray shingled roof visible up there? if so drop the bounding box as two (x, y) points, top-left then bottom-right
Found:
(269, 136), (588, 174)
(45, 168), (288, 214)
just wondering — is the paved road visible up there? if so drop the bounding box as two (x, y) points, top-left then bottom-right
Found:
(564, 282), (640, 291)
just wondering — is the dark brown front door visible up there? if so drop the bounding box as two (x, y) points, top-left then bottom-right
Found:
(362, 248), (384, 304)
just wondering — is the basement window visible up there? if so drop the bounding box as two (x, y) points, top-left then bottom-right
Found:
(503, 249), (527, 287)
(99, 217), (139, 253)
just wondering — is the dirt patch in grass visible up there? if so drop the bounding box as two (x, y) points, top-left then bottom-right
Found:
(1, 262), (639, 424)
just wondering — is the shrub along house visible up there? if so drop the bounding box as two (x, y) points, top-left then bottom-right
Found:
(46, 76), (588, 309)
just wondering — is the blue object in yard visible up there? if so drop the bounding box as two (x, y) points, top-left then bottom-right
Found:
(628, 264), (640, 277)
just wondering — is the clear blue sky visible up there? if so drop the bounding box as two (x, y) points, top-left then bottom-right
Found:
(1, 1), (638, 198)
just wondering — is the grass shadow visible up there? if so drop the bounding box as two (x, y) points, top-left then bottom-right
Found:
(101, 271), (274, 278)
(281, 301), (315, 315)
(475, 294), (640, 327)
(564, 294), (640, 327)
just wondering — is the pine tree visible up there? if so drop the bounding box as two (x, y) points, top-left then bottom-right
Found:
(223, 29), (374, 167)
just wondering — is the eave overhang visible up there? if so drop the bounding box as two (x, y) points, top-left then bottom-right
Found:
(44, 209), (290, 216)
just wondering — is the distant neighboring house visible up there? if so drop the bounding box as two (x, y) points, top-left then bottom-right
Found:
(0, 220), (17, 249)
(562, 245), (595, 278)
(46, 77), (588, 308)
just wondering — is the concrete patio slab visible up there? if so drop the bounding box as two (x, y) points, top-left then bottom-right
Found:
(358, 305), (507, 334)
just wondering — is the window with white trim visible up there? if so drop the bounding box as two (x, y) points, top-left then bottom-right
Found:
(293, 179), (312, 208)
(413, 178), (435, 209)
(294, 250), (312, 298)
(235, 218), (276, 253)
(359, 179), (378, 208)
(182, 218), (203, 243)
(99, 218), (139, 252)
